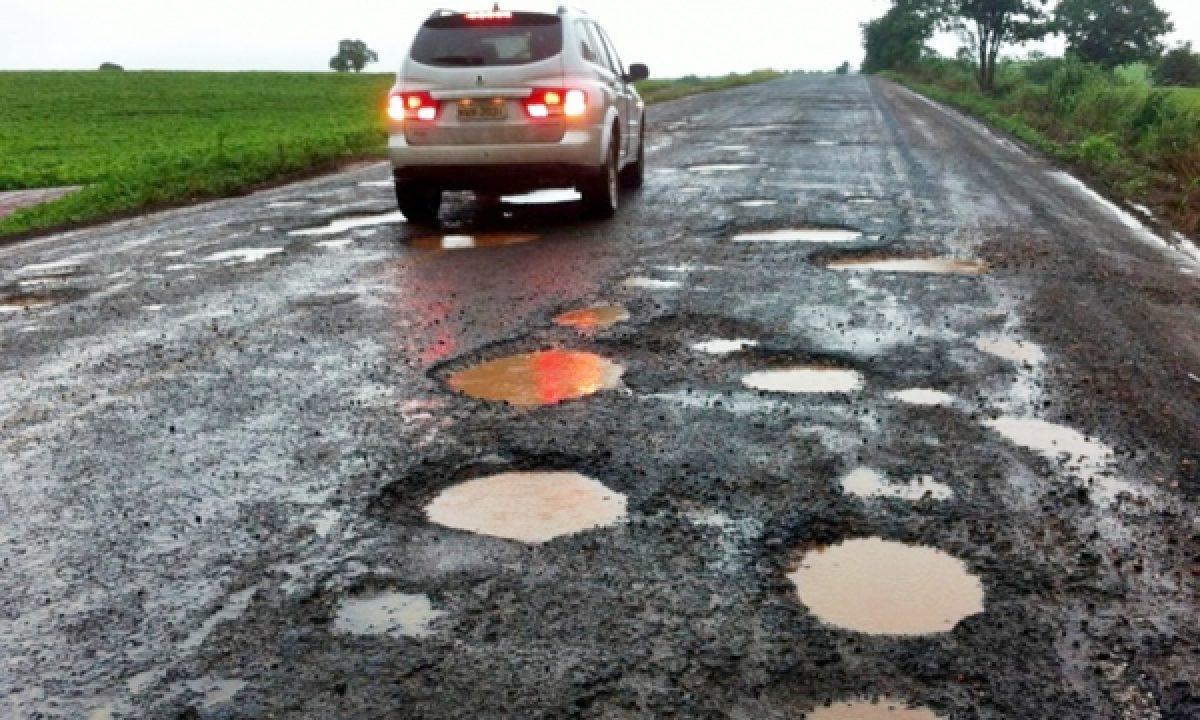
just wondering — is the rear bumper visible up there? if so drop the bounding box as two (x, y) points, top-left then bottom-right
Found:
(388, 128), (606, 192)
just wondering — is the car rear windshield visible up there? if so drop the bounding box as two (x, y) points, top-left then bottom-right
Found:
(410, 13), (563, 67)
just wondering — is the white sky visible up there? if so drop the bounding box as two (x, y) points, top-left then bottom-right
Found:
(1, 1), (1198, 76)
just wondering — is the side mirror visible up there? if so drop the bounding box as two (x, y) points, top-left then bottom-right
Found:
(625, 63), (649, 82)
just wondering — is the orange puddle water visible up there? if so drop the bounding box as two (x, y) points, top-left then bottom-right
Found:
(447, 350), (624, 406)
(788, 538), (984, 635)
(824, 257), (987, 275)
(743, 367), (864, 394)
(554, 304), (630, 331)
(425, 471), (627, 544)
(806, 700), (944, 719)
(334, 592), (445, 638)
(411, 233), (539, 250)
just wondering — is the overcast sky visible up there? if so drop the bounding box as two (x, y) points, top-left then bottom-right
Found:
(2, 1), (1198, 77)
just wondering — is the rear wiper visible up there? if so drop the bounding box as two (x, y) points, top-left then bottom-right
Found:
(431, 55), (486, 66)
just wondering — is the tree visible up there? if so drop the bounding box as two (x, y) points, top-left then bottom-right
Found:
(835, 61), (851, 75)
(929, 0), (1052, 93)
(98, 62), (124, 72)
(1153, 43), (1200, 87)
(1055, 0), (1172, 68)
(329, 39), (378, 73)
(861, 1), (937, 74)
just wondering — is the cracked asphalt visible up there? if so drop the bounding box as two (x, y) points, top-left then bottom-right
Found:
(2, 74), (1198, 719)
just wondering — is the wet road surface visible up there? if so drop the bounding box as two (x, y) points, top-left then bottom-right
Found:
(2, 74), (1198, 719)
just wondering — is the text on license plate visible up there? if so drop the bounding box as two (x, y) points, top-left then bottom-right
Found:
(458, 98), (507, 121)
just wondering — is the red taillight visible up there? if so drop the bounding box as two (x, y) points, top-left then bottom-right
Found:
(388, 92), (440, 122)
(465, 10), (513, 21)
(524, 88), (587, 119)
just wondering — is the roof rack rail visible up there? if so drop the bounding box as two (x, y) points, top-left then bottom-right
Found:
(558, 5), (586, 15)
(428, 8), (456, 19)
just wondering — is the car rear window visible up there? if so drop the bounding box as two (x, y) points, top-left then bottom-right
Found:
(410, 13), (563, 67)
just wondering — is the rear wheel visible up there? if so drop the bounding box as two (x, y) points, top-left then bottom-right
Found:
(394, 180), (442, 224)
(580, 139), (619, 219)
(619, 123), (645, 190)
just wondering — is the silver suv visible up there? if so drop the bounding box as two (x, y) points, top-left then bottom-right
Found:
(387, 6), (649, 222)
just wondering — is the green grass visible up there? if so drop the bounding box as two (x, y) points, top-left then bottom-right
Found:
(1174, 87), (1200, 111)
(0, 69), (782, 238)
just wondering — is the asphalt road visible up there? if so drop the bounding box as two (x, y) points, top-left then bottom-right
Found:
(2, 74), (1198, 720)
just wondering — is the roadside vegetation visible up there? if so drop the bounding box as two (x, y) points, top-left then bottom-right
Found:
(862, 0), (1200, 237)
(0, 69), (781, 239)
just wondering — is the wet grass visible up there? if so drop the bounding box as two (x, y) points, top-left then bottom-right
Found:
(0, 69), (782, 239)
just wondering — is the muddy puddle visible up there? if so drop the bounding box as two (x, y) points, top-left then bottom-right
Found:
(975, 337), (1046, 365)
(334, 592), (445, 638)
(289, 210), (408, 237)
(411, 233), (538, 250)
(743, 367), (864, 394)
(788, 537), (984, 635)
(624, 277), (682, 290)
(447, 350), (624, 406)
(889, 388), (956, 407)
(692, 338), (759, 355)
(806, 700), (944, 719)
(1, 290), (82, 313)
(983, 416), (1132, 499)
(202, 247), (283, 265)
(822, 256), (987, 275)
(736, 199), (779, 208)
(841, 467), (953, 501)
(734, 228), (862, 244)
(425, 471), (627, 544)
(502, 188), (581, 205)
(554, 304), (629, 331)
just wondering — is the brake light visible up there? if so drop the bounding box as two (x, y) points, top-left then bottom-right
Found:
(465, 10), (513, 21)
(388, 92), (440, 122)
(524, 88), (587, 119)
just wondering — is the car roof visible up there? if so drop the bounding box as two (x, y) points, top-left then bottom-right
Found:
(426, 6), (590, 21)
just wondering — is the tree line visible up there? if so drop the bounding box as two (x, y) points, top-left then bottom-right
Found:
(862, 0), (1197, 92)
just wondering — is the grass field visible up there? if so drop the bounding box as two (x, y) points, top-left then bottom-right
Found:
(1175, 87), (1200, 110)
(0, 69), (781, 238)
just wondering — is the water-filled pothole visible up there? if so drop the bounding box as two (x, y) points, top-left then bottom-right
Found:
(975, 337), (1046, 365)
(411, 233), (538, 250)
(788, 537), (984, 635)
(334, 592), (445, 638)
(687, 163), (766, 174)
(822, 256), (987, 275)
(743, 367), (864, 394)
(736, 199), (778, 208)
(447, 350), (624, 406)
(203, 247), (283, 265)
(425, 471), (627, 544)
(889, 388), (956, 407)
(501, 188), (581, 205)
(624, 277), (682, 290)
(983, 416), (1132, 499)
(0, 290), (82, 312)
(734, 228), (862, 244)
(289, 210), (408, 237)
(806, 700), (944, 719)
(554, 304), (629, 331)
(692, 338), (759, 355)
(840, 467), (953, 501)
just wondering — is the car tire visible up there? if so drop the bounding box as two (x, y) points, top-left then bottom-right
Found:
(619, 123), (645, 190)
(580, 139), (619, 219)
(394, 180), (442, 225)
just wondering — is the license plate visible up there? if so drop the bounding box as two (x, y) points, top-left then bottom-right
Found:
(458, 98), (507, 121)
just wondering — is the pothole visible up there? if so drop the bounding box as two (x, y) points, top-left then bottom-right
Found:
(502, 188), (581, 205)
(16, 260), (87, 280)
(289, 210), (408, 237)
(425, 471), (627, 544)
(743, 367), (864, 394)
(889, 388), (956, 407)
(692, 338), (759, 355)
(975, 337), (1046, 365)
(1, 290), (83, 312)
(789, 538), (984, 635)
(333, 592), (445, 638)
(554, 304), (629, 331)
(446, 350), (624, 406)
(983, 416), (1132, 499)
(202, 247), (283, 265)
(840, 467), (953, 501)
(411, 233), (538, 250)
(733, 228), (862, 244)
(687, 163), (766, 174)
(821, 256), (987, 275)
(623, 277), (682, 290)
(806, 700), (944, 719)
(736, 199), (778, 208)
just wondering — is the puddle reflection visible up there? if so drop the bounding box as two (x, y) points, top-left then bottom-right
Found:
(824, 257), (987, 275)
(554, 304), (629, 331)
(734, 228), (862, 244)
(743, 367), (864, 394)
(841, 467), (953, 501)
(334, 592), (445, 638)
(426, 471), (627, 544)
(289, 210), (408, 237)
(411, 233), (539, 250)
(789, 537), (984, 635)
(448, 350), (624, 406)
(806, 700), (944, 719)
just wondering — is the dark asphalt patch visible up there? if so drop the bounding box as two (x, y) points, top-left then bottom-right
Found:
(291, 292), (359, 309)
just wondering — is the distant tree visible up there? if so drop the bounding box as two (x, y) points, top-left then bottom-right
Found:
(1152, 43), (1200, 86)
(98, 62), (124, 72)
(861, 1), (937, 74)
(329, 39), (378, 73)
(835, 61), (851, 75)
(1055, 0), (1173, 68)
(926, 0), (1053, 93)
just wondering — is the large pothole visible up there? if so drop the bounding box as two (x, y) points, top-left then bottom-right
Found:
(446, 350), (624, 406)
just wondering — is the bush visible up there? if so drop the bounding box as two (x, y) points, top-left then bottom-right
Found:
(98, 62), (123, 72)
(1153, 44), (1200, 87)
(1077, 133), (1121, 168)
